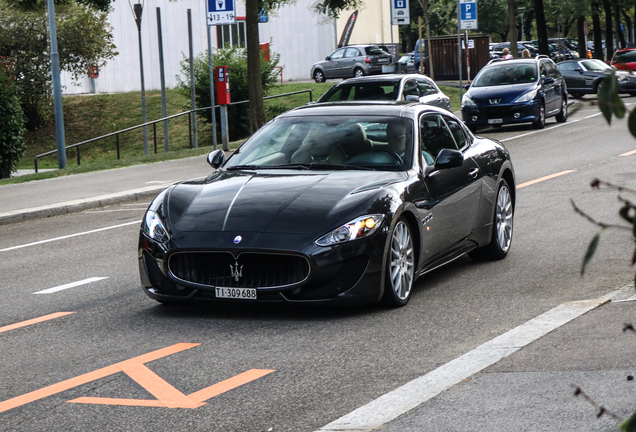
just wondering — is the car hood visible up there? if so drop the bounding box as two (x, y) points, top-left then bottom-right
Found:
(166, 170), (405, 234)
(468, 83), (537, 104)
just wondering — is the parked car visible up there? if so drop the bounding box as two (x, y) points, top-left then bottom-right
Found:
(397, 53), (419, 74)
(316, 74), (452, 111)
(139, 102), (515, 307)
(609, 48), (636, 71)
(556, 58), (636, 98)
(461, 56), (568, 131)
(530, 40), (578, 61)
(310, 45), (392, 83)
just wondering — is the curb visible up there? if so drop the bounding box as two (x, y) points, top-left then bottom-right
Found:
(0, 185), (167, 227)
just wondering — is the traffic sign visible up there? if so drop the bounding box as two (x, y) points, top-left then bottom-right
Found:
(391, 0), (410, 25)
(459, 0), (478, 30)
(207, 0), (235, 25)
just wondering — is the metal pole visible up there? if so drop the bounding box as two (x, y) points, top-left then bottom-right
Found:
(188, 9), (198, 149)
(220, 105), (229, 151)
(134, 3), (149, 155)
(207, 23), (218, 150)
(46, 0), (66, 169)
(458, 0), (463, 98)
(156, 7), (169, 153)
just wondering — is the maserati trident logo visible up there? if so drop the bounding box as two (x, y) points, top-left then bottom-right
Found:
(234, 235), (242, 244)
(489, 98), (501, 105)
(230, 261), (243, 281)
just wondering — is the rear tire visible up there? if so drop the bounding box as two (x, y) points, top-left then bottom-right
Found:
(382, 218), (415, 307)
(469, 180), (513, 260)
(354, 68), (365, 78)
(555, 97), (568, 123)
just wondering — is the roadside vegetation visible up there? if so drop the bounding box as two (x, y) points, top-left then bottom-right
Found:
(3, 81), (461, 186)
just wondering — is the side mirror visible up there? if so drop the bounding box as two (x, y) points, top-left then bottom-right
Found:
(405, 95), (420, 102)
(434, 148), (463, 170)
(463, 84), (471, 90)
(207, 149), (225, 169)
(543, 77), (555, 84)
(575, 68), (583, 73)
(325, 56), (331, 61)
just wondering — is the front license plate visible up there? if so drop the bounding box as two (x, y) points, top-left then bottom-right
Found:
(488, 118), (503, 124)
(215, 287), (257, 300)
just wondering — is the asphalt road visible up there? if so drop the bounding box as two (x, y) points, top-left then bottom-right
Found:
(2, 98), (636, 431)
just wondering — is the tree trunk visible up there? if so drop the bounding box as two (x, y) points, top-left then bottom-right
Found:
(614, 0), (626, 48)
(592, 0), (604, 59)
(245, 0), (265, 133)
(577, 16), (587, 58)
(524, 10), (534, 41)
(507, 0), (518, 56)
(621, 10), (633, 46)
(534, 0), (550, 55)
(603, 0), (614, 59)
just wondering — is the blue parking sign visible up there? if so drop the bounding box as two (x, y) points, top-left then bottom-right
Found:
(459, 0), (477, 30)
(207, 0), (235, 25)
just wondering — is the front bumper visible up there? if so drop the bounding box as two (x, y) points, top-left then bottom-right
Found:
(461, 100), (541, 127)
(138, 229), (389, 305)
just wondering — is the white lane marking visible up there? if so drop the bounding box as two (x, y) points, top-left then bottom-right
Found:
(0, 221), (140, 253)
(315, 288), (625, 432)
(499, 111), (605, 143)
(34, 277), (108, 294)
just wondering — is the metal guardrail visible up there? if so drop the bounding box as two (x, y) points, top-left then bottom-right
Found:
(34, 89), (313, 172)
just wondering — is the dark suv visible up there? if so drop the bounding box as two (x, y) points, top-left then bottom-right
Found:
(461, 56), (568, 131)
(310, 45), (392, 83)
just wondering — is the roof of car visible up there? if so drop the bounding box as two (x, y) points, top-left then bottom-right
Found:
(333, 74), (432, 85)
(278, 101), (440, 118)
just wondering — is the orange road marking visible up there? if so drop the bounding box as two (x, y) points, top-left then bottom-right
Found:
(0, 312), (75, 334)
(0, 343), (275, 412)
(620, 149), (636, 156)
(516, 170), (577, 189)
(0, 343), (198, 413)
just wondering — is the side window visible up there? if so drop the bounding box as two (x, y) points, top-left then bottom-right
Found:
(442, 117), (468, 149)
(345, 48), (361, 58)
(540, 63), (548, 78)
(403, 80), (420, 98)
(330, 49), (345, 60)
(420, 114), (458, 165)
(416, 79), (437, 96)
(549, 63), (561, 78)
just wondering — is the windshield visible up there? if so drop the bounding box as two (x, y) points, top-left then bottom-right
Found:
(614, 50), (636, 63)
(581, 59), (611, 71)
(224, 116), (414, 171)
(472, 63), (537, 86)
(319, 82), (399, 102)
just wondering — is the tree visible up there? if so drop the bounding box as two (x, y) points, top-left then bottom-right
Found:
(0, 66), (26, 179)
(534, 0), (551, 55)
(0, 0), (117, 129)
(507, 0), (518, 56)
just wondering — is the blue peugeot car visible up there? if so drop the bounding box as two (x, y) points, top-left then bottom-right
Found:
(461, 56), (568, 132)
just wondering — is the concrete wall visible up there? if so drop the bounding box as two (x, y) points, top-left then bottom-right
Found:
(61, 0), (337, 94)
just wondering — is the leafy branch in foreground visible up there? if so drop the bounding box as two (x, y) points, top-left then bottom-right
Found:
(573, 70), (636, 431)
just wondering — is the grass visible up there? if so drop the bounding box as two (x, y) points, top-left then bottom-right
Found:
(4, 81), (460, 186)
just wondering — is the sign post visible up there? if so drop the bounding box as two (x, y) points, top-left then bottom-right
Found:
(458, 0), (478, 96)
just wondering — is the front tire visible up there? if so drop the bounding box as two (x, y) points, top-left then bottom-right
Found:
(354, 68), (365, 78)
(470, 180), (513, 260)
(313, 70), (326, 83)
(382, 218), (415, 307)
(533, 102), (545, 129)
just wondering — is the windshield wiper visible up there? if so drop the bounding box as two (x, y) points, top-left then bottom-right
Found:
(277, 163), (376, 171)
(225, 165), (261, 170)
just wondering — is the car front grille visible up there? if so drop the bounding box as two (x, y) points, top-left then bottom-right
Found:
(472, 104), (526, 119)
(168, 251), (310, 289)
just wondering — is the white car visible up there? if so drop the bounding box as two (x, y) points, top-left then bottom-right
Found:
(316, 74), (452, 112)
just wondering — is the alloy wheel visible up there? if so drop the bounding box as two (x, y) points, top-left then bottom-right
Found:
(495, 185), (513, 253)
(389, 220), (414, 301)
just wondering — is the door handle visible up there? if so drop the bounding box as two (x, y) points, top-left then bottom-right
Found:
(468, 168), (479, 178)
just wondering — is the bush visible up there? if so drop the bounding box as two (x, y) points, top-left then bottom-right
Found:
(177, 45), (280, 141)
(0, 67), (26, 178)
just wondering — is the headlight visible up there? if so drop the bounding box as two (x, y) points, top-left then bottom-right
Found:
(462, 94), (476, 107)
(315, 214), (385, 246)
(514, 88), (538, 103)
(141, 189), (170, 242)
(143, 209), (170, 242)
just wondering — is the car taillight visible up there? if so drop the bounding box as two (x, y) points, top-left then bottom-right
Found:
(364, 56), (371, 63)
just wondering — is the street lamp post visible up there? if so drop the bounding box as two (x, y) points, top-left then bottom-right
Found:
(131, 0), (149, 155)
